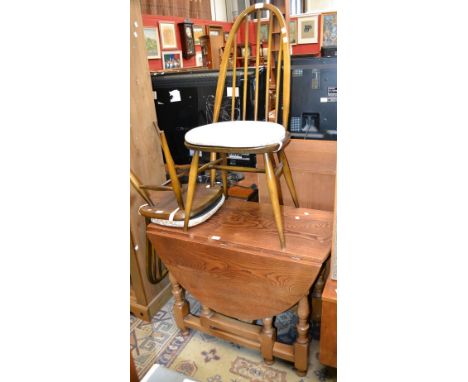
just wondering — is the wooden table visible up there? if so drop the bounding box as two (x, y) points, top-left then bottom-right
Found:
(147, 199), (333, 376)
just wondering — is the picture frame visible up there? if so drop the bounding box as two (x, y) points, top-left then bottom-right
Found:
(224, 31), (230, 43)
(289, 19), (297, 45)
(178, 21), (195, 58)
(195, 51), (203, 67)
(159, 22), (177, 49)
(143, 27), (161, 59)
(193, 25), (205, 45)
(162, 50), (183, 70)
(259, 22), (269, 43)
(298, 15), (319, 44)
(321, 12), (337, 48)
(240, 46), (251, 58)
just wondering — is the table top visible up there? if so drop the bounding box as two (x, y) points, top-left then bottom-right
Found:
(148, 198), (333, 266)
(147, 199), (334, 319)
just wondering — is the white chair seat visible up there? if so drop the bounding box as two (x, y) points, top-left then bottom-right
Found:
(185, 120), (286, 148)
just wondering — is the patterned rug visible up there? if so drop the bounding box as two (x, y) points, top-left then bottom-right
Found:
(131, 294), (337, 382)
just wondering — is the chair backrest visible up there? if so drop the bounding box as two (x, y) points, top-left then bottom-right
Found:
(130, 170), (154, 206)
(213, 3), (291, 128)
(130, 121), (185, 210)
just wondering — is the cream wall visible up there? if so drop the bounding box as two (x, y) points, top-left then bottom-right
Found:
(211, 0), (228, 21)
(304, 0), (337, 13)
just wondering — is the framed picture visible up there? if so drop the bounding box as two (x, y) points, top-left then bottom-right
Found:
(195, 51), (203, 67)
(193, 25), (205, 45)
(289, 19), (297, 45)
(298, 15), (319, 44)
(162, 50), (183, 70)
(259, 22), (269, 43)
(321, 12), (337, 47)
(178, 22), (195, 58)
(143, 27), (161, 59)
(224, 31), (230, 42)
(159, 22), (177, 49)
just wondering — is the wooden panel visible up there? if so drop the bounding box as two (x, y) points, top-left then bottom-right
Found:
(257, 139), (337, 211)
(130, 282), (172, 322)
(147, 199), (333, 320)
(130, 0), (170, 319)
(131, 352), (139, 382)
(210, 34), (224, 69)
(319, 276), (337, 367)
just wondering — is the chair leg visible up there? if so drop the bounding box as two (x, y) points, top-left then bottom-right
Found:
(184, 150), (199, 231)
(210, 152), (217, 187)
(221, 153), (228, 197)
(278, 149), (300, 208)
(270, 153), (283, 205)
(264, 153), (286, 249)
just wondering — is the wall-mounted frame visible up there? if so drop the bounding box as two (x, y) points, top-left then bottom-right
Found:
(208, 26), (222, 37)
(159, 22), (177, 49)
(143, 27), (161, 59)
(259, 22), (269, 43)
(298, 15), (319, 44)
(195, 51), (203, 67)
(321, 12), (337, 48)
(289, 19), (297, 45)
(162, 50), (183, 70)
(289, 19), (298, 45)
(193, 25), (205, 45)
(240, 45), (251, 58)
(178, 21), (195, 59)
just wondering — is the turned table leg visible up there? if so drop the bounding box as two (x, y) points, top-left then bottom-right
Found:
(169, 272), (190, 335)
(294, 295), (310, 376)
(260, 317), (276, 365)
(200, 305), (214, 328)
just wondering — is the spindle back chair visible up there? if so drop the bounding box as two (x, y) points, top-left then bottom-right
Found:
(183, 3), (299, 249)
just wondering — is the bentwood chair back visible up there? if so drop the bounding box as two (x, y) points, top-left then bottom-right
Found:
(183, 3), (299, 249)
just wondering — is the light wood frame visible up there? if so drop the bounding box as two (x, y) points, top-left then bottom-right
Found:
(182, 3), (299, 249)
(298, 15), (319, 44)
(193, 25), (205, 45)
(289, 19), (298, 45)
(195, 51), (203, 67)
(321, 11), (337, 48)
(143, 27), (161, 59)
(159, 21), (177, 49)
(259, 21), (269, 43)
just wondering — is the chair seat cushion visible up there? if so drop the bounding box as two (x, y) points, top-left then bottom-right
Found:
(185, 120), (286, 148)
